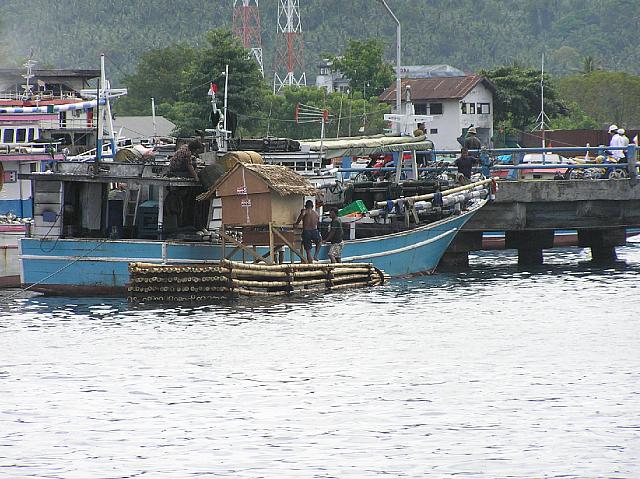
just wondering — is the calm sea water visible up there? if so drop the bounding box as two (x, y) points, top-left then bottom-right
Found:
(1, 241), (639, 478)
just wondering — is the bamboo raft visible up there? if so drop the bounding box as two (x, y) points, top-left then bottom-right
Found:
(127, 260), (388, 302)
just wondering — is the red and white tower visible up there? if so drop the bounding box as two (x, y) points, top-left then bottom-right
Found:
(232, 0), (264, 77)
(273, 0), (306, 93)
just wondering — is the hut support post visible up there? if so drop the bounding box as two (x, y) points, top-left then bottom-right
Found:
(220, 229), (273, 265)
(157, 185), (165, 240)
(272, 228), (307, 263)
(268, 222), (275, 264)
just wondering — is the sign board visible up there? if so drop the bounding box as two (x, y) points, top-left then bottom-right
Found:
(3, 170), (17, 183)
(240, 199), (252, 207)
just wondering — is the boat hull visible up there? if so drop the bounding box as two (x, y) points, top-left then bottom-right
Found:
(19, 204), (484, 295)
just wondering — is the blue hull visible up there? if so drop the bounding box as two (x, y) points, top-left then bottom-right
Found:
(20, 204), (483, 294)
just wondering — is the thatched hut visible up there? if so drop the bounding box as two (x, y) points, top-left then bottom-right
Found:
(199, 163), (317, 227)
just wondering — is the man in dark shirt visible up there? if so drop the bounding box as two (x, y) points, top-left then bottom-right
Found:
(169, 140), (201, 180)
(323, 208), (344, 263)
(454, 147), (475, 185)
(463, 126), (481, 156)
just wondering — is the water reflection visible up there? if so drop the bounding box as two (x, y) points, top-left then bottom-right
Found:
(0, 246), (639, 477)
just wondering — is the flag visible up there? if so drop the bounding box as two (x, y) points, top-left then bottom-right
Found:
(208, 83), (218, 96)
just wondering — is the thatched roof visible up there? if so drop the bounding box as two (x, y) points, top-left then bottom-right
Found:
(197, 162), (317, 201)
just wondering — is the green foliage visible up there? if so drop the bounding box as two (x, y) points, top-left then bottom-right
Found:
(557, 72), (640, 129)
(115, 29), (267, 137)
(481, 65), (567, 131)
(548, 101), (599, 130)
(329, 39), (394, 97)
(236, 87), (390, 140)
(3, 0), (638, 82)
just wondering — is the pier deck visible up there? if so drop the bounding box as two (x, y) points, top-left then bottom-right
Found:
(442, 178), (640, 267)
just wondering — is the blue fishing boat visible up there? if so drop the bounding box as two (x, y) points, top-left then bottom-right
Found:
(18, 151), (489, 295)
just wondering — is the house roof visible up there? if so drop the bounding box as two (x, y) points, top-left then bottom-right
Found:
(113, 116), (176, 139)
(379, 75), (495, 102)
(198, 163), (317, 201)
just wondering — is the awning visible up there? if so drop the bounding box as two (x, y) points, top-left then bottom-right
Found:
(300, 134), (434, 159)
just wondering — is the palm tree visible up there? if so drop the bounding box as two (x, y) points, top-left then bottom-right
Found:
(582, 56), (599, 74)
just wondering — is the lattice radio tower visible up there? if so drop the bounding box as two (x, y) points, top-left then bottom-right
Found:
(232, 0), (264, 77)
(273, 0), (306, 93)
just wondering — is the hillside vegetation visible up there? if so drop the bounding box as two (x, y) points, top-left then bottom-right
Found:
(0, 0), (638, 80)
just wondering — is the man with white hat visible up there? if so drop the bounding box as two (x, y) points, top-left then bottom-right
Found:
(608, 124), (624, 161)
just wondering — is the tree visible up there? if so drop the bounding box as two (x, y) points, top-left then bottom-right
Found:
(115, 29), (267, 137)
(481, 65), (567, 131)
(330, 39), (394, 97)
(557, 71), (640, 129)
(236, 86), (390, 140)
(581, 56), (599, 75)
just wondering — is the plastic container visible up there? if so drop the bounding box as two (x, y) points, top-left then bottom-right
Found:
(338, 200), (368, 216)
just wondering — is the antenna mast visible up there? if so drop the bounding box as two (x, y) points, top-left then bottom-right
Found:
(232, 0), (264, 77)
(534, 53), (551, 161)
(273, 0), (306, 93)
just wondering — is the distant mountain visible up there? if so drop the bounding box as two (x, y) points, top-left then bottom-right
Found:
(1, 0), (637, 82)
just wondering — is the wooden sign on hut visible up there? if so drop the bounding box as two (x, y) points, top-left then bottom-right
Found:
(204, 162), (317, 227)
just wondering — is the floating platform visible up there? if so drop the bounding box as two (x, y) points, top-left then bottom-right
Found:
(128, 260), (388, 302)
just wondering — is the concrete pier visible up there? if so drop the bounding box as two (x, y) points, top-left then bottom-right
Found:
(444, 179), (640, 267)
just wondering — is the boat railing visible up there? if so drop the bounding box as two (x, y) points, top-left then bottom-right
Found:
(0, 141), (61, 155)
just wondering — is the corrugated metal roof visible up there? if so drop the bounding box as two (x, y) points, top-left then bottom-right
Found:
(379, 75), (495, 102)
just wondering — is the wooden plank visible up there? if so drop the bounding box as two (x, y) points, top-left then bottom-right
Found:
(219, 230), (273, 265)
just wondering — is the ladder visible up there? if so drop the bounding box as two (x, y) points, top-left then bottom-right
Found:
(123, 184), (141, 227)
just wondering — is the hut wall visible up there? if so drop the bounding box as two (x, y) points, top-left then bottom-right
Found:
(221, 192), (272, 225)
(216, 169), (269, 197)
(270, 193), (304, 226)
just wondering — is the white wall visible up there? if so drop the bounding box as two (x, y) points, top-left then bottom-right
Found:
(421, 100), (463, 151)
(459, 83), (494, 147)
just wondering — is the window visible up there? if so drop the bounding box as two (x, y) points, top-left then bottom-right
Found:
(414, 103), (428, 115)
(430, 128), (438, 134)
(28, 128), (36, 142)
(16, 128), (26, 142)
(461, 102), (477, 114)
(429, 103), (443, 115)
(3, 129), (14, 143)
(477, 103), (491, 114)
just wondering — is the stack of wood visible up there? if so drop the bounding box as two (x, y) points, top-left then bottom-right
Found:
(128, 260), (387, 302)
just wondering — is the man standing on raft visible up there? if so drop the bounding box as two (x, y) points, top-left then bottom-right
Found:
(294, 200), (321, 263)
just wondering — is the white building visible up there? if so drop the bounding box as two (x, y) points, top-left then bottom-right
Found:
(315, 59), (350, 94)
(379, 74), (495, 150)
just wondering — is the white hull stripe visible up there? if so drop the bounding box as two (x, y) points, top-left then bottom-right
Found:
(341, 228), (457, 262)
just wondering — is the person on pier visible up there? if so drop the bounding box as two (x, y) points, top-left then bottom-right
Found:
(294, 200), (321, 263)
(323, 208), (344, 263)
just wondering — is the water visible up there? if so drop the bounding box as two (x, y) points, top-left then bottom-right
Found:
(1, 243), (639, 478)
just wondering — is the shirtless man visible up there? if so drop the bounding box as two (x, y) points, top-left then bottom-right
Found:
(294, 199), (321, 262)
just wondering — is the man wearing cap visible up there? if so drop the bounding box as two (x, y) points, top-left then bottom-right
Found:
(608, 124), (624, 161)
(463, 127), (481, 157)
